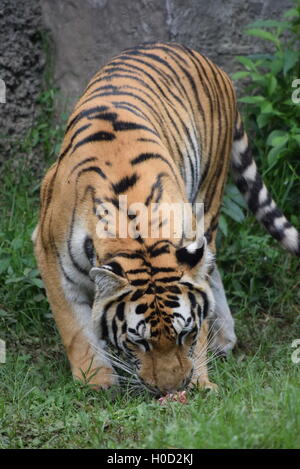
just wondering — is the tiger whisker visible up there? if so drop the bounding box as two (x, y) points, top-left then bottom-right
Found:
(100, 348), (133, 368)
(193, 353), (222, 373)
(193, 349), (225, 370)
(92, 345), (132, 370)
(193, 318), (226, 361)
(91, 344), (137, 377)
(110, 373), (139, 383)
(193, 344), (226, 364)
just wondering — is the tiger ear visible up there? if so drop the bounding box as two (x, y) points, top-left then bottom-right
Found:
(90, 262), (128, 298)
(176, 237), (210, 270)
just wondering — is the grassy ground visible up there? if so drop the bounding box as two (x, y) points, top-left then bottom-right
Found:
(0, 88), (300, 448)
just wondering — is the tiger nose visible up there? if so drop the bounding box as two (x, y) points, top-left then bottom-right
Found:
(171, 364), (182, 374)
(158, 373), (191, 395)
(162, 367), (193, 393)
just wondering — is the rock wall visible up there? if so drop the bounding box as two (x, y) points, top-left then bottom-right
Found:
(0, 0), (45, 163)
(41, 0), (292, 114)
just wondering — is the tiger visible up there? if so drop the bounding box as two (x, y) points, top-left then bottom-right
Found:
(32, 42), (300, 396)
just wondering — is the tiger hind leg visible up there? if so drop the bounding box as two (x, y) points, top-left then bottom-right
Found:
(208, 264), (237, 356)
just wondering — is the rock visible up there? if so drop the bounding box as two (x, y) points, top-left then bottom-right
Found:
(41, 0), (292, 115)
(0, 0), (45, 167)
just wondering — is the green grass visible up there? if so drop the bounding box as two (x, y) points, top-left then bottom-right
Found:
(1, 350), (300, 449)
(0, 155), (299, 449)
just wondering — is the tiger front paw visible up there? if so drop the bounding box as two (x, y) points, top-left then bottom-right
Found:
(189, 377), (218, 393)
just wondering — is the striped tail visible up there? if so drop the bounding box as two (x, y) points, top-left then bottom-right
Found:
(231, 111), (300, 256)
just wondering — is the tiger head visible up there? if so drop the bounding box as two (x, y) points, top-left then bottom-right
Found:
(90, 237), (215, 395)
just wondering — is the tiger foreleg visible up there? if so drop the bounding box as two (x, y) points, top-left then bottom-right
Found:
(35, 246), (117, 389)
(208, 264), (237, 355)
(190, 319), (218, 391)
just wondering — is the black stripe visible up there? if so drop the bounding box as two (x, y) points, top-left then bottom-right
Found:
(112, 316), (119, 347)
(117, 291), (131, 302)
(121, 322), (127, 335)
(131, 289), (145, 301)
(115, 251), (145, 260)
(180, 281), (195, 289)
(149, 245), (170, 258)
(69, 157), (98, 177)
(156, 276), (182, 283)
(178, 329), (189, 346)
(145, 285), (154, 294)
(176, 245), (204, 268)
(151, 266), (176, 274)
(136, 303), (148, 315)
(130, 279), (149, 286)
(114, 121), (157, 135)
(100, 310), (109, 340)
(234, 121), (244, 140)
(169, 297), (181, 305)
(65, 105), (109, 134)
(90, 111), (118, 122)
(173, 312), (185, 320)
(116, 302), (125, 321)
(67, 188), (90, 276)
(84, 236), (94, 264)
(104, 196), (120, 211)
(164, 300), (180, 309)
(131, 152), (181, 188)
(107, 261), (125, 278)
(232, 145), (253, 173)
(60, 123), (92, 159)
(186, 51), (217, 196)
(113, 100), (148, 120)
(147, 239), (177, 252)
(261, 208), (285, 232)
(126, 268), (149, 274)
(247, 174), (263, 214)
(111, 173), (139, 194)
(54, 243), (77, 285)
(135, 339), (150, 352)
(87, 107), (158, 137)
(71, 131), (116, 154)
(199, 291), (209, 319)
(202, 63), (230, 214)
(145, 172), (165, 206)
(77, 165), (107, 180)
(137, 137), (161, 145)
(188, 292), (197, 308)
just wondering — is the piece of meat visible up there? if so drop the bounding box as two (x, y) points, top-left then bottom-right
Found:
(158, 390), (188, 405)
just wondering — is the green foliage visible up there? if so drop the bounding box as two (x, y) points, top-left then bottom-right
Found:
(221, 1), (300, 231)
(21, 88), (66, 163)
(0, 37), (66, 342)
(219, 184), (247, 236)
(20, 31), (67, 162)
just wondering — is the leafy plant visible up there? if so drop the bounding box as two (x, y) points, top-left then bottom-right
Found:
(220, 0), (300, 234)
